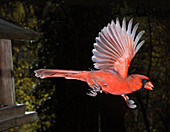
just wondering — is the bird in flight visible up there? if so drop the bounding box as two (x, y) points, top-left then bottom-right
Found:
(35, 18), (154, 109)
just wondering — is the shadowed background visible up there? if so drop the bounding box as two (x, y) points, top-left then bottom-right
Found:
(1, 0), (169, 131)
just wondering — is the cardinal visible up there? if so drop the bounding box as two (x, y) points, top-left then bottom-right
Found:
(35, 18), (154, 109)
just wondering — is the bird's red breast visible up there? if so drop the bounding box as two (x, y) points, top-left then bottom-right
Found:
(87, 70), (141, 95)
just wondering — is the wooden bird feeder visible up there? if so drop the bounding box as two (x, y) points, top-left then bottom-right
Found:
(0, 18), (40, 131)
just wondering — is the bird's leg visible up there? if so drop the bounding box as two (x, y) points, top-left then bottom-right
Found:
(121, 94), (137, 109)
(92, 80), (102, 93)
(87, 80), (102, 97)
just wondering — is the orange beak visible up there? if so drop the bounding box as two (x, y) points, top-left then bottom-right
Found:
(144, 81), (154, 90)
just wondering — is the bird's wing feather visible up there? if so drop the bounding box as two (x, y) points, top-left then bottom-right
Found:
(92, 18), (145, 78)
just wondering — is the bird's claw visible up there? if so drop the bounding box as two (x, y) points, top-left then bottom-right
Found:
(121, 94), (137, 109)
(87, 80), (102, 97)
(87, 90), (97, 97)
(128, 100), (137, 109)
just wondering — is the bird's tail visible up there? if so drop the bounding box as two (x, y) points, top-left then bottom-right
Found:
(34, 69), (90, 82)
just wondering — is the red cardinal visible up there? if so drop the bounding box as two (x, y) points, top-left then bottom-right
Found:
(35, 18), (154, 109)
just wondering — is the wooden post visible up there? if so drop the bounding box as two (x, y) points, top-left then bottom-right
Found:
(0, 18), (40, 130)
(0, 39), (15, 105)
(0, 18), (39, 106)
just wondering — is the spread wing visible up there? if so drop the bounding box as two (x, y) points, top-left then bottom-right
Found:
(92, 18), (145, 78)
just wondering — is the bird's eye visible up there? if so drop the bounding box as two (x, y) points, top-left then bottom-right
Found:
(141, 79), (150, 85)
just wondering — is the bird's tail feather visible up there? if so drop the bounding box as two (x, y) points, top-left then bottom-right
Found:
(34, 69), (89, 82)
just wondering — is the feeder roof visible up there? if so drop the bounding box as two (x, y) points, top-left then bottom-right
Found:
(0, 18), (40, 41)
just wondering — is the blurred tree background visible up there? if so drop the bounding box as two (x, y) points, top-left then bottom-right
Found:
(0, 0), (169, 131)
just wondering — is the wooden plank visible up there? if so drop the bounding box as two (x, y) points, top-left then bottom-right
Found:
(0, 111), (37, 131)
(0, 18), (40, 41)
(0, 104), (26, 120)
(0, 39), (15, 105)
